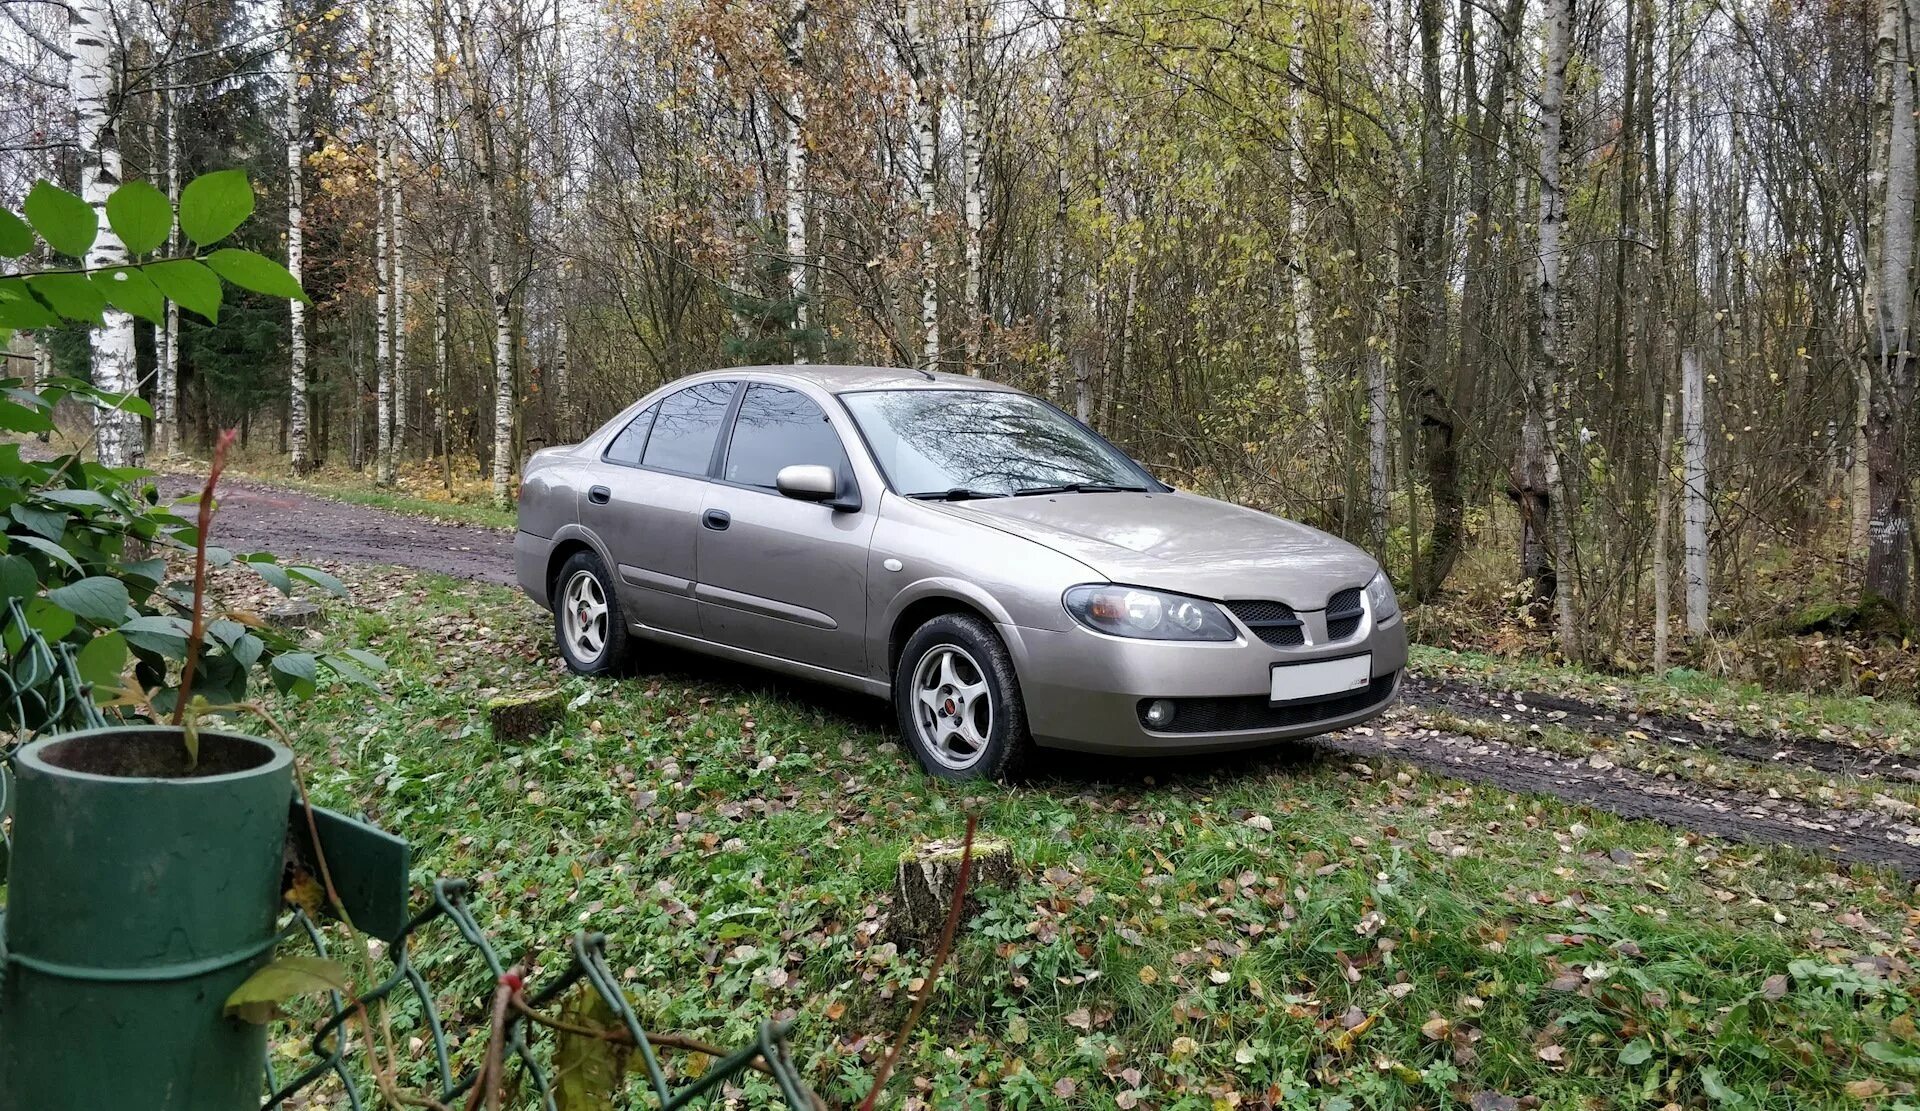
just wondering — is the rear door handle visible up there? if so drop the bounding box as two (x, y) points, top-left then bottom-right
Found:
(702, 509), (731, 531)
(587, 485), (610, 505)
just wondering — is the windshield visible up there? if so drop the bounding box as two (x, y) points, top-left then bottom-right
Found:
(839, 389), (1155, 497)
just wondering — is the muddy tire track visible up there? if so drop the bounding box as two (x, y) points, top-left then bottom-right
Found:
(1402, 675), (1920, 784)
(1327, 706), (1920, 877)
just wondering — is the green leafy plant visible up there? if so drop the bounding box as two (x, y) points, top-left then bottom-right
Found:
(0, 172), (361, 737)
(0, 170), (305, 333)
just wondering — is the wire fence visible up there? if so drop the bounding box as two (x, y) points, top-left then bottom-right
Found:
(266, 879), (817, 1110)
(1, 602), (818, 1110)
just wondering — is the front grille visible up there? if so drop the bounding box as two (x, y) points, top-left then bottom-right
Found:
(1225, 600), (1305, 646)
(1139, 672), (1398, 734)
(1326, 586), (1365, 641)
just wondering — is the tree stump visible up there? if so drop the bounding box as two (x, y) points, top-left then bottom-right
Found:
(892, 836), (1015, 947)
(488, 690), (567, 743)
(267, 600), (324, 629)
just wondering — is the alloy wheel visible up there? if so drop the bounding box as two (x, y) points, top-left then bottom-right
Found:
(909, 644), (994, 771)
(561, 569), (608, 662)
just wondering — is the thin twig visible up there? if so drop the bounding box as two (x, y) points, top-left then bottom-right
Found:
(172, 427), (237, 726)
(858, 815), (976, 1111)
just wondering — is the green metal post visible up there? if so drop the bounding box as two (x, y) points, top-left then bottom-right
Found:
(0, 726), (293, 1110)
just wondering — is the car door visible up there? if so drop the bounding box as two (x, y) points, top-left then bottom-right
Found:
(578, 379), (736, 636)
(695, 382), (876, 676)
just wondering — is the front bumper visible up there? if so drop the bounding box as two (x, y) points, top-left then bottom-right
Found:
(1006, 613), (1408, 755)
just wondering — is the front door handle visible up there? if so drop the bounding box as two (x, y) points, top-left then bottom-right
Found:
(587, 485), (611, 505)
(702, 509), (731, 531)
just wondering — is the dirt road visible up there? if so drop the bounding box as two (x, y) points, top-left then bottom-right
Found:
(193, 476), (1920, 877)
(163, 473), (516, 585)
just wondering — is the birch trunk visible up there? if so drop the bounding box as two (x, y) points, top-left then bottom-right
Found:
(459, 9), (517, 508)
(555, 262), (571, 442)
(908, 0), (940, 369)
(374, 6), (395, 487)
(31, 334), (51, 444)
(435, 270), (452, 491)
(1680, 347), (1709, 635)
(1045, 38), (1068, 400)
(70, 0), (143, 468)
(783, 2), (810, 365)
(960, 0), (985, 373)
(286, 3), (311, 474)
(1652, 384), (1674, 668)
(390, 158), (408, 461)
(1288, 6), (1320, 416)
(158, 85), (181, 456)
(1534, 0), (1577, 659)
(1862, 0), (1917, 609)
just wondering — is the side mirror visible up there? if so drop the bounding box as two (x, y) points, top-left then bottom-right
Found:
(775, 464), (837, 501)
(776, 464), (860, 512)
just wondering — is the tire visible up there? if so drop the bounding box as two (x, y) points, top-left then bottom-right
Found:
(551, 549), (633, 676)
(894, 612), (1033, 781)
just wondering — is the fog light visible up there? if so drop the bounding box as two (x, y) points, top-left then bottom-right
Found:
(1143, 699), (1177, 728)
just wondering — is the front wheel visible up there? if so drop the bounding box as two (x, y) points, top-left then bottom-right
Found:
(894, 613), (1033, 781)
(552, 549), (633, 676)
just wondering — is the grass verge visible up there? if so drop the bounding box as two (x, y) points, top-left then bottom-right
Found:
(261, 566), (1920, 1109)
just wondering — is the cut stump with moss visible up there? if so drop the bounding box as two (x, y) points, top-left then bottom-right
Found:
(488, 690), (567, 743)
(892, 836), (1014, 946)
(267, 600), (324, 629)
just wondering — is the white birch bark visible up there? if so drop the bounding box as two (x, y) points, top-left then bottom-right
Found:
(1680, 346), (1709, 635)
(960, 0), (985, 373)
(31, 333), (50, 444)
(390, 163), (408, 460)
(457, 7), (516, 507)
(69, 0), (143, 468)
(156, 85), (180, 456)
(374, 5), (395, 486)
(909, 0), (940, 370)
(783, 1), (810, 365)
(1288, 5), (1320, 416)
(1534, 0), (1577, 658)
(286, 2), (311, 473)
(1862, 0), (1918, 605)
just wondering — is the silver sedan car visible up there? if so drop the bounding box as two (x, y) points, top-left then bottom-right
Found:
(515, 365), (1405, 779)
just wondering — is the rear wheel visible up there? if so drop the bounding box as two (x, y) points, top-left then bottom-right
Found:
(894, 613), (1032, 781)
(553, 549), (632, 675)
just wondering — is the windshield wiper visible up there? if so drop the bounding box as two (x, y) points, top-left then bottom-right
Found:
(906, 487), (1008, 501)
(1011, 482), (1149, 496)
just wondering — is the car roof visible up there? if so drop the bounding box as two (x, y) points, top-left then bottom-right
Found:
(699, 364), (1024, 395)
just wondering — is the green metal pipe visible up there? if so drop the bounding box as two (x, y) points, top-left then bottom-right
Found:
(1, 726), (293, 1110)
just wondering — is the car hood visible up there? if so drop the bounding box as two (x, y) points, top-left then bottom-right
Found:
(934, 491), (1376, 609)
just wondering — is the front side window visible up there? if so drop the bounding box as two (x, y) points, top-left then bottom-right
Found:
(603, 404), (656, 465)
(641, 380), (736, 475)
(724, 384), (851, 489)
(839, 389), (1154, 497)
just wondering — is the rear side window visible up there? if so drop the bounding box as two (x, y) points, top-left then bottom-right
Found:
(641, 380), (736, 475)
(603, 404), (656, 465)
(724, 384), (851, 489)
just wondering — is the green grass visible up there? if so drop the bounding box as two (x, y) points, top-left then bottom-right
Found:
(264, 567), (1920, 1109)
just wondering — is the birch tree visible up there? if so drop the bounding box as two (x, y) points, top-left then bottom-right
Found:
(1862, 0), (1917, 611)
(1531, 0), (1578, 658)
(783, 1), (810, 365)
(373, 0), (396, 486)
(1680, 346), (1709, 634)
(906, 0), (940, 370)
(67, 0), (143, 468)
(959, 0), (985, 372)
(286, 0), (311, 473)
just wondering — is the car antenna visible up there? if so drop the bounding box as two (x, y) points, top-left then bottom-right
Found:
(915, 366), (936, 381)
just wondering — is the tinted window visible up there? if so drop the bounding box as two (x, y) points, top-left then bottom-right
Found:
(839, 389), (1151, 496)
(724, 384), (850, 489)
(604, 405), (656, 465)
(641, 380), (736, 475)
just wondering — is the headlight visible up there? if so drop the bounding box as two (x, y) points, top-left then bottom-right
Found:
(1063, 585), (1235, 641)
(1366, 570), (1400, 621)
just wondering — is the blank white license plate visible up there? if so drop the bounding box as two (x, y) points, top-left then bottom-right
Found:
(1271, 654), (1372, 703)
